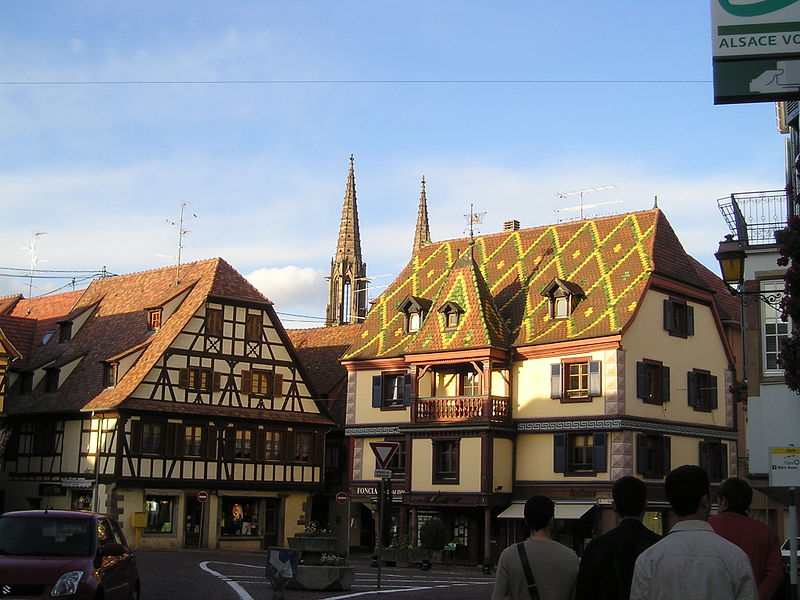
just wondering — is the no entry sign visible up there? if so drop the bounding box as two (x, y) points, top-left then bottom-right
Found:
(197, 490), (209, 503)
(335, 491), (349, 504)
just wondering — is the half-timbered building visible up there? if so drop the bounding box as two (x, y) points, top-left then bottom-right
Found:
(0, 259), (334, 550)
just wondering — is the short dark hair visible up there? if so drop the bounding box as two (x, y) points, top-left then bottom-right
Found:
(613, 476), (648, 517)
(665, 465), (710, 517)
(524, 496), (555, 531)
(716, 477), (753, 514)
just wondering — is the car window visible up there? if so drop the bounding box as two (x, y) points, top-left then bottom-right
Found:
(0, 516), (93, 556)
(109, 519), (128, 547)
(97, 518), (119, 546)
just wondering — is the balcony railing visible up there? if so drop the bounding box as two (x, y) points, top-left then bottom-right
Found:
(717, 190), (790, 247)
(413, 395), (511, 423)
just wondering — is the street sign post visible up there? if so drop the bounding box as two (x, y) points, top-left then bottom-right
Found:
(368, 441), (399, 591)
(374, 468), (392, 479)
(369, 441), (400, 469)
(196, 490), (209, 550)
(771, 447), (800, 598)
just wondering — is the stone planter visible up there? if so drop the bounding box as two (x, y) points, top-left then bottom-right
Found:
(287, 536), (338, 565)
(408, 548), (433, 566)
(287, 565), (354, 591)
(380, 547), (410, 567)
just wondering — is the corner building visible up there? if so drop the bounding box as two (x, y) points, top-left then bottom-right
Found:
(341, 208), (740, 564)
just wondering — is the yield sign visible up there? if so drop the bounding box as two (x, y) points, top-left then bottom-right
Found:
(369, 441), (400, 469)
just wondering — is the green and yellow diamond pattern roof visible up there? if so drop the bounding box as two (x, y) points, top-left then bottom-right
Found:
(343, 209), (705, 360)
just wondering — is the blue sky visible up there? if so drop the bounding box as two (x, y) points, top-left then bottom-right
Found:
(0, 1), (786, 327)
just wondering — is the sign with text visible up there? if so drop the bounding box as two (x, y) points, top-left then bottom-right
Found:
(711, 0), (800, 103)
(265, 547), (299, 580)
(369, 441), (400, 469)
(374, 468), (392, 479)
(770, 446), (800, 486)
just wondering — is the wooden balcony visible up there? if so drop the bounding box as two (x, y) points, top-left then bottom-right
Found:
(413, 395), (511, 423)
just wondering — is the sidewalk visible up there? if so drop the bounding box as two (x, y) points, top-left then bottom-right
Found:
(346, 550), (493, 576)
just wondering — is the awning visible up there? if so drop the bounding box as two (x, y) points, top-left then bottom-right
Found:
(497, 501), (596, 520)
(60, 479), (94, 489)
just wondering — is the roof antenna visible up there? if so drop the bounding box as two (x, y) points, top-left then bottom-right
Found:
(165, 201), (198, 285)
(555, 185), (621, 220)
(654, 195), (659, 208)
(20, 231), (47, 299)
(464, 203), (486, 250)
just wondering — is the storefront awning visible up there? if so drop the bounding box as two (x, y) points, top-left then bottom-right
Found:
(497, 501), (596, 520)
(60, 479), (94, 489)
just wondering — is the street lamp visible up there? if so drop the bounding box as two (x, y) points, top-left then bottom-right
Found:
(714, 235), (784, 309)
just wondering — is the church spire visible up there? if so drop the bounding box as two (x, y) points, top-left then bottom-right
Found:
(412, 175), (431, 254)
(326, 155), (368, 326)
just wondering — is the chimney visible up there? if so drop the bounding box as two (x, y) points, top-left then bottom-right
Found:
(504, 219), (520, 232)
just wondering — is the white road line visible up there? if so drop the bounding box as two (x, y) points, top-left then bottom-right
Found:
(199, 561), (259, 600)
(323, 585), (436, 600)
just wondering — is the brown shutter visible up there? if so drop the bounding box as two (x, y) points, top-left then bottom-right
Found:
(255, 430), (266, 461)
(130, 420), (142, 454)
(178, 368), (188, 389)
(206, 425), (218, 460)
(241, 370), (252, 395)
(165, 423), (177, 457)
(273, 373), (283, 398)
(213, 371), (222, 392)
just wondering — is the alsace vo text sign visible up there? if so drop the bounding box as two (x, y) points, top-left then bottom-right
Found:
(770, 446), (800, 486)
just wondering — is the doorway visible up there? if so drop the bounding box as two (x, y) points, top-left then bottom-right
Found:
(184, 496), (204, 548)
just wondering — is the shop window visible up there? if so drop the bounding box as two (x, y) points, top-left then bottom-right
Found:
(687, 369), (717, 412)
(372, 372), (412, 408)
(700, 440), (728, 482)
(71, 489), (93, 511)
(220, 498), (260, 537)
(206, 308), (223, 336)
(433, 439), (459, 484)
(636, 433), (671, 479)
(550, 360), (601, 402)
(453, 514), (468, 546)
(663, 298), (694, 338)
(144, 495), (175, 533)
(636, 360), (670, 405)
(554, 432), (607, 475)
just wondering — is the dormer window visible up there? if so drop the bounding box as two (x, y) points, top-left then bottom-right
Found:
(44, 368), (60, 393)
(58, 321), (73, 343)
(103, 362), (118, 388)
(438, 301), (463, 330)
(397, 295), (432, 334)
(542, 278), (585, 320)
(147, 309), (162, 331)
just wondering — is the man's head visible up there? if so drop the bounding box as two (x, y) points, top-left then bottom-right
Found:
(665, 465), (711, 518)
(524, 495), (555, 532)
(716, 477), (753, 515)
(612, 476), (648, 518)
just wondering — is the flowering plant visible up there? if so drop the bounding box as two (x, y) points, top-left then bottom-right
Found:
(777, 214), (800, 392)
(296, 521), (332, 537)
(320, 553), (345, 566)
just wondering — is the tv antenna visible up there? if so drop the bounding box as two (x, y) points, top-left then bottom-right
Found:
(165, 200), (198, 285)
(20, 231), (47, 298)
(555, 185), (621, 220)
(464, 203), (486, 245)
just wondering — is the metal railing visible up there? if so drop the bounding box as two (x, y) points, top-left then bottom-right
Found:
(717, 190), (790, 247)
(413, 395), (511, 423)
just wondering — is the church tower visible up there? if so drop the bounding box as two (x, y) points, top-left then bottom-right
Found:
(326, 155), (368, 326)
(412, 175), (431, 254)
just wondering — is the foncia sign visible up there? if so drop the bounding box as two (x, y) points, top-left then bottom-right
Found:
(711, 0), (800, 103)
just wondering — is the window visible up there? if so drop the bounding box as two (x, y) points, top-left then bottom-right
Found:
(408, 312), (422, 332)
(398, 295), (431, 334)
(386, 439), (407, 476)
(245, 313), (262, 341)
(182, 425), (203, 457)
(206, 308), (223, 336)
(264, 430), (283, 461)
(687, 369), (717, 412)
(663, 298), (694, 337)
(180, 367), (216, 392)
(19, 371), (33, 395)
(700, 440), (728, 482)
(32, 422), (56, 455)
(762, 281), (788, 373)
(293, 431), (313, 463)
(550, 360), (601, 402)
(433, 439), (459, 483)
(554, 432), (607, 475)
(461, 371), (481, 396)
(636, 360), (670, 405)
(371, 372), (412, 408)
(141, 422), (163, 455)
(147, 309), (162, 331)
(439, 301), (463, 330)
(103, 363), (118, 389)
(251, 370), (273, 397)
(58, 321), (72, 343)
(542, 278), (584, 320)
(144, 495), (174, 533)
(233, 429), (253, 460)
(636, 433), (671, 479)
(453, 515), (469, 546)
(44, 368), (59, 393)
(220, 497), (260, 537)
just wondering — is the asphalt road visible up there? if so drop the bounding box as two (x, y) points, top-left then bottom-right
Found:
(136, 549), (495, 600)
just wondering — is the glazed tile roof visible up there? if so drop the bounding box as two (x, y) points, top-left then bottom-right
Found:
(343, 209), (721, 360)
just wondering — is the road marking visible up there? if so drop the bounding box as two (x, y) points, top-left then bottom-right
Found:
(199, 561), (259, 600)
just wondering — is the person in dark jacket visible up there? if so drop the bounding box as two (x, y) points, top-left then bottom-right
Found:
(575, 476), (661, 600)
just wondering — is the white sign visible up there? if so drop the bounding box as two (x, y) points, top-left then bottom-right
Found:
(374, 468), (393, 479)
(369, 441), (400, 469)
(770, 447), (800, 487)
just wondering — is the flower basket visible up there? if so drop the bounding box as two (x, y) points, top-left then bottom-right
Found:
(287, 536), (338, 565)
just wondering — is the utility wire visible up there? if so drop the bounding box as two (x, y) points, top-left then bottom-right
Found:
(0, 78), (712, 86)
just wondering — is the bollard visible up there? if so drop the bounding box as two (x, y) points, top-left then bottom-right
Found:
(420, 559), (431, 571)
(482, 561), (493, 575)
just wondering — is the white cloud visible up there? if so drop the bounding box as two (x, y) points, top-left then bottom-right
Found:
(246, 265), (328, 327)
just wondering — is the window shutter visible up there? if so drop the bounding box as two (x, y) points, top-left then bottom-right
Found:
(165, 423), (177, 457)
(129, 420), (141, 455)
(224, 428), (235, 460)
(255, 430), (266, 461)
(636, 362), (647, 400)
(274, 373), (284, 398)
(663, 299), (674, 332)
(636, 434), (647, 475)
(721, 443), (729, 480)
(687, 371), (697, 408)
(699, 441), (709, 472)
(213, 371), (221, 392)
(240, 370), (252, 395)
(589, 361), (602, 397)
(593, 433), (607, 473)
(553, 433), (566, 473)
(178, 368), (188, 390)
(709, 375), (718, 410)
(206, 426), (218, 460)
(550, 364), (562, 400)
(662, 436), (671, 476)
(314, 433), (324, 464)
(662, 366), (670, 403)
(687, 305), (695, 336)
(403, 374), (413, 406)
(372, 375), (383, 407)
